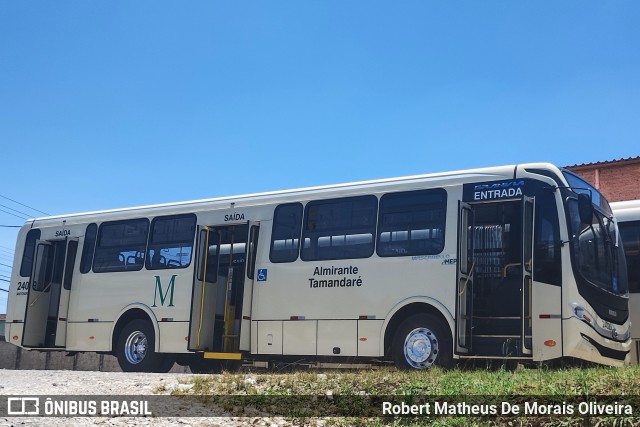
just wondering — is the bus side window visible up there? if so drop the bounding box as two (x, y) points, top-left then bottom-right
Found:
(377, 189), (447, 257)
(80, 223), (97, 274)
(619, 221), (640, 293)
(300, 195), (377, 261)
(63, 240), (78, 290)
(247, 225), (260, 279)
(20, 228), (41, 277)
(270, 203), (303, 263)
(533, 190), (561, 286)
(146, 214), (197, 270)
(92, 219), (149, 273)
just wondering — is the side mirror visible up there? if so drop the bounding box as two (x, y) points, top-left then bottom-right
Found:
(577, 193), (593, 224)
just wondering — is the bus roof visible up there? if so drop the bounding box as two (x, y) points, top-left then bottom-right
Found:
(24, 162), (562, 227)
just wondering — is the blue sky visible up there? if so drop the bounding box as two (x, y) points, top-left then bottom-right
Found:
(1, 1), (639, 311)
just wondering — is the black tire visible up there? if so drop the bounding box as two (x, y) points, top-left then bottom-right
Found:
(188, 357), (222, 374)
(391, 313), (452, 370)
(116, 319), (166, 372)
(157, 354), (176, 373)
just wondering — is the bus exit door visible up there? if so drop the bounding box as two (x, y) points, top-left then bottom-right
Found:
(22, 238), (78, 348)
(188, 223), (260, 359)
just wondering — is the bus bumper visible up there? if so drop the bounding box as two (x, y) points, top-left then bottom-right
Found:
(564, 317), (631, 366)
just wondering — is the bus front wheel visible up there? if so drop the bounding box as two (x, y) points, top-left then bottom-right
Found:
(392, 314), (452, 370)
(116, 319), (170, 372)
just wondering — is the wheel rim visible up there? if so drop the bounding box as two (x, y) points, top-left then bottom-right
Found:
(403, 327), (438, 369)
(124, 330), (147, 365)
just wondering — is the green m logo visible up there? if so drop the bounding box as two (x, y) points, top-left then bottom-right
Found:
(152, 275), (177, 307)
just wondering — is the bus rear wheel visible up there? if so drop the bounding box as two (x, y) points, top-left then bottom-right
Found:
(392, 314), (452, 370)
(116, 319), (169, 372)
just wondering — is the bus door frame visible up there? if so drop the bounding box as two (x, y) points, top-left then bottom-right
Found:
(521, 196), (534, 355)
(189, 222), (258, 360)
(55, 238), (78, 347)
(455, 201), (474, 354)
(22, 238), (75, 348)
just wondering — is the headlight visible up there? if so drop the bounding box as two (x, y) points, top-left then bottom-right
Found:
(571, 302), (594, 325)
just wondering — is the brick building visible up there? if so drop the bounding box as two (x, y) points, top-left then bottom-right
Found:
(565, 156), (640, 203)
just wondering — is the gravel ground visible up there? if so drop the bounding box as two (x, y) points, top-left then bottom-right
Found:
(0, 370), (305, 427)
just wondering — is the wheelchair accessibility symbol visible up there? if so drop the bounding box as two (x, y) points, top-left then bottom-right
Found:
(257, 269), (267, 282)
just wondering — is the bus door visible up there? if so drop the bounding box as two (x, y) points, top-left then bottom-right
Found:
(23, 239), (77, 348)
(456, 202), (474, 354)
(456, 198), (535, 358)
(189, 223), (251, 359)
(521, 196), (534, 355)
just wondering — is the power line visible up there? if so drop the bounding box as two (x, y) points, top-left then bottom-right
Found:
(0, 203), (33, 219)
(0, 207), (28, 220)
(0, 225), (21, 228)
(0, 194), (50, 216)
(0, 247), (15, 255)
(0, 263), (12, 268)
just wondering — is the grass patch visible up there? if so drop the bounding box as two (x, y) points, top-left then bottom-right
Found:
(171, 364), (640, 426)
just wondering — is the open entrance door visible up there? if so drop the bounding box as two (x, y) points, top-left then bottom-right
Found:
(22, 239), (77, 348)
(455, 198), (535, 359)
(521, 196), (534, 355)
(456, 202), (474, 354)
(189, 223), (258, 359)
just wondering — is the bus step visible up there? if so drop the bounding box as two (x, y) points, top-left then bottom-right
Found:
(471, 335), (526, 357)
(473, 317), (520, 336)
(473, 334), (519, 338)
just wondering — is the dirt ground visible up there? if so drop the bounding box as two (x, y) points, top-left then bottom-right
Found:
(0, 369), (302, 427)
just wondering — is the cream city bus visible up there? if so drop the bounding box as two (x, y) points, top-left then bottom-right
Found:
(611, 199), (640, 363)
(5, 163), (631, 372)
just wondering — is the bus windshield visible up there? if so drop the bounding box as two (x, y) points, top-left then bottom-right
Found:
(566, 199), (627, 294)
(563, 171), (628, 295)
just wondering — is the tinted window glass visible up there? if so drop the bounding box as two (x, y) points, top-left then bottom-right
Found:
(93, 219), (149, 273)
(146, 214), (196, 270)
(32, 243), (54, 291)
(619, 221), (640, 293)
(20, 228), (41, 277)
(247, 225), (260, 279)
(377, 189), (447, 257)
(196, 228), (220, 282)
(301, 196), (377, 261)
(63, 240), (78, 290)
(270, 203), (303, 263)
(80, 223), (97, 274)
(533, 190), (561, 285)
(566, 200), (622, 293)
